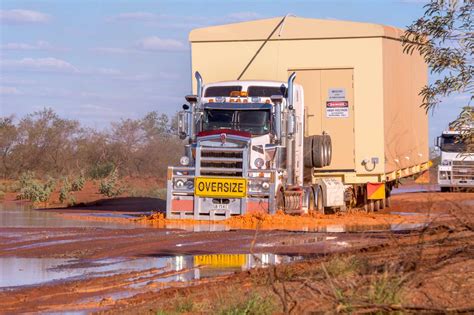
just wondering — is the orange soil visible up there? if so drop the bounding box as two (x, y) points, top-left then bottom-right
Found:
(137, 210), (427, 231)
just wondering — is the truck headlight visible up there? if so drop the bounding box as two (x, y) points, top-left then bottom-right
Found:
(180, 156), (190, 166)
(186, 180), (194, 189)
(441, 160), (451, 166)
(261, 182), (270, 190)
(254, 158), (264, 169)
(174, 179), (185, 188)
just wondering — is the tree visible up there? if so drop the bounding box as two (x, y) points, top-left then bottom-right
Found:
(403, 0), (474, 148)
(0, 116), (19, 178)
(403, 0), (473, 111)
(403, 0), (473, 150)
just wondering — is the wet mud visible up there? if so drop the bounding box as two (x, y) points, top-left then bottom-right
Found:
(1, 187), (473, 313)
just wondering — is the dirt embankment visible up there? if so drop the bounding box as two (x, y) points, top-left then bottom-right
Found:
(100, 223), (474, 314)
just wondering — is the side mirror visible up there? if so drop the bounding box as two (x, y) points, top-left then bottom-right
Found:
(435, 136), (441, 148)
(182, 104), (189, 110)
(178, 110), (191, 140)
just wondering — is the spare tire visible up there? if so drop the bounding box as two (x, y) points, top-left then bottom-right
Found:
(303, 137), (313, 168)
(323, 134), (332, 166)
(312, 135), (325, 168)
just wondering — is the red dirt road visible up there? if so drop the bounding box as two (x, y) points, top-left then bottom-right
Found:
(0, 190), (472, 313)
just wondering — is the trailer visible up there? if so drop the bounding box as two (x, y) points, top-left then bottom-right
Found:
(166, 16), (430, 219)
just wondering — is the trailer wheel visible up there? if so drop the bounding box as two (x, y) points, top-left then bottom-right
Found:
(364, 200), (375, 213)
(312, 136), (325, 168)
(323, 134), (332, 166)
(385, 196), (391, 208)
(374, 199), (381, 211)
(303, 137), (313, 168)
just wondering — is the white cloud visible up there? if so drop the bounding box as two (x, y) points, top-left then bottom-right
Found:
(226, 12), (262, 22)
(0, 9), (50, 24)
(1, 57), (79, 73)
(95, 68), (122, 76)
(135, 36), (187, 52)
(1, 40), (53, 51)
(108, 12), (159, 22)
(0, 86), (21, 95)
(91, 47), (138, 54)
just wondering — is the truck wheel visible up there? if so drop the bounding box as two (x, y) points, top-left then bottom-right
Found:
(323, 134), (332, 166)
(276, 189), (285, 212)
(312, 136), (325, 168)
(440, 187), (450, 193)
(308, 187), (315, 212)
(303, 137), (313, 168)
(316, 186), (324, 214)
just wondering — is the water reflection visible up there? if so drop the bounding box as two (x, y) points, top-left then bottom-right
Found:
(0, 202), (137, 229)
(0, 254), (300, 289)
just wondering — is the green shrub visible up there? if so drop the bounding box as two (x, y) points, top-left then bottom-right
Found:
(59, 177), (71, 203)
(17, 172), (56, 203)
(367, 272), (403, 305)
(174, 298), (194, 313)
(71, 172), (85, 191)
(88, 162), (114, 179)
(99, 169), (123, 197)
(218, 293), (275, 315)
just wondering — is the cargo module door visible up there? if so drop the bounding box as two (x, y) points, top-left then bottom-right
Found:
(291, 68), (355, 171)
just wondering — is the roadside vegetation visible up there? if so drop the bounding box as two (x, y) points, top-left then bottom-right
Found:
(0, 108), (182, 205)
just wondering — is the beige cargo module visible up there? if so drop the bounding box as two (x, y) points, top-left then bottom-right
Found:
(189, 16), (430, 186)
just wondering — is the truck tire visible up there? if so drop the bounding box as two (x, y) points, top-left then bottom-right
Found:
(312, 136), (325, 168)
(303, 137), (313, 168)
(316, 186), (324, 214)
(323, 134), (332, 166)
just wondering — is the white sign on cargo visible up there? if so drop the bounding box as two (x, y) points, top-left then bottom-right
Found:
(326, 101), (349, 118)
(328, 88), (346, 100)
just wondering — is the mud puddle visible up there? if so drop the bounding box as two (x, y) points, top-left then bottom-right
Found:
(391, 184), (439, 195)
(0, 253), (300, 289)
(0, 202), (139, 229)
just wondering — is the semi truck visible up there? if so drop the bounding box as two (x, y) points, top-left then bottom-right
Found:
(437, 108), (474, 191)
(166, 17), (431, 220)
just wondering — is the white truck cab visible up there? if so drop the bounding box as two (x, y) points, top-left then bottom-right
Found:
(437, 129), (474, 191)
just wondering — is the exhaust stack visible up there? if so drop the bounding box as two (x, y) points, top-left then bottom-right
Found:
(286, 72), (297, 186)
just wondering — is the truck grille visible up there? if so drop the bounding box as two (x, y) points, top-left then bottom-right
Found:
(199, 147), (245, 177)
(452, 160), (474, 179)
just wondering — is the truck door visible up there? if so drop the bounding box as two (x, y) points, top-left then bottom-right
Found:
(290, 68), (355, 171)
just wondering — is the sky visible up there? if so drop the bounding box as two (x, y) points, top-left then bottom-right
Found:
(0, 0), (470, 142)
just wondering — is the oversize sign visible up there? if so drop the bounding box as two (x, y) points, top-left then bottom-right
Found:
(326, 101), (349, 118)
(195, 177), (247, 198)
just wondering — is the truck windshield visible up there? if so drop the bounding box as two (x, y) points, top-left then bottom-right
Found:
(203, 109), (270, 136)
(441, 135), (468, 153)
